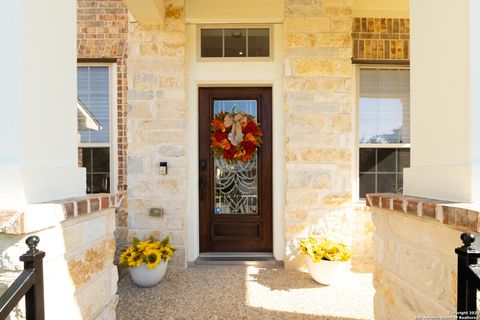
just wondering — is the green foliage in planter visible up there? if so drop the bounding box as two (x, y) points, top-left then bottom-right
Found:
(299, 237), (352, 262)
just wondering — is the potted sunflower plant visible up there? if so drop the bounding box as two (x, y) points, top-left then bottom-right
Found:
(299, 237), (351, 285)
(119, 235), (176, 287)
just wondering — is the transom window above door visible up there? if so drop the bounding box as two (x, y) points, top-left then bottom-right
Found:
(200, 27), (271, 59)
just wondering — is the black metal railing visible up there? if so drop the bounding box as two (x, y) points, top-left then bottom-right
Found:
(456, 232), (480, 319)
(0, 236), (45, 320)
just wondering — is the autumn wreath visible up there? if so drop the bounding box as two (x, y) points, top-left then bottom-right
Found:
(210, 110), (263, 164)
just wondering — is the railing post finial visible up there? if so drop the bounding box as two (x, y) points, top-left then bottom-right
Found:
(25, 236), (40, 255)
(461, 232), (475, 249)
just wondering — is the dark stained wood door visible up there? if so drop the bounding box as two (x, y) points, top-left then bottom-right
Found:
(199, 87), (272, 252)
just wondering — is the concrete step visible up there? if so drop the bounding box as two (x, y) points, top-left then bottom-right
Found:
(191, 252), (284, 268)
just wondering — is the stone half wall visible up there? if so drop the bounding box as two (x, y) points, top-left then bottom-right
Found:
(126, 0), (187, 266)
(0, 193), (124, 320)
(283, 0), (355, 268)
(367, 193), (477, 319)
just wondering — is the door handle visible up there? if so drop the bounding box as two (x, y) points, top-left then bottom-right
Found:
(199, 175), (206, 201)
(199, 160), (207, 172)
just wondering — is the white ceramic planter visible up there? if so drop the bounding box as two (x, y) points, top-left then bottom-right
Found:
(306, 258), (348, 286)
(129, 260), (168, 287)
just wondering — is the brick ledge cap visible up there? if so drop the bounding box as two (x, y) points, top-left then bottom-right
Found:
(366, 193), (480, 233)
(0, 192), (126, 235)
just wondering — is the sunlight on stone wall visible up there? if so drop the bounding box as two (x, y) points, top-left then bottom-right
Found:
(283, 0), (354, 269)
(127, 0), (187, 266)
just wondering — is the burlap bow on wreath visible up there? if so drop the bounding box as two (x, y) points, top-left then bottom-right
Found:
(210, 107), (263, 164)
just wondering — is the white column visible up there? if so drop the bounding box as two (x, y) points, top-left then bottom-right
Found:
(0, 0), (85, 208)
(404, 0), (480, 202)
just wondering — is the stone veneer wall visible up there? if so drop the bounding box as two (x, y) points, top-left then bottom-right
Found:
(352, 17), (410, 62)
(283, 0), (354, 268)
(367, 194), (476, 318)
(0, 194), (123, 320)
(126, 0), (187, 266)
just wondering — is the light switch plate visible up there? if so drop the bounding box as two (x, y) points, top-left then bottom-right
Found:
(159, 166), (167, 175)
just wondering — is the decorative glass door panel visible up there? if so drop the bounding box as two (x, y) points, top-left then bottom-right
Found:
(213, 100), (258, 215)
(199, 88), (272, 252)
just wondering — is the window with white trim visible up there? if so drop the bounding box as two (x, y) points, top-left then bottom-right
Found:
(200, 27), (271, 58)
(77, 65), (114, 193)
(358, 67), (410, 198)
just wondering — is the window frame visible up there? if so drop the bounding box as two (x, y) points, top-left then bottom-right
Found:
(354, 64), (411, 201)
(197, 24), (274, 62)
(77, 62), (118, 193)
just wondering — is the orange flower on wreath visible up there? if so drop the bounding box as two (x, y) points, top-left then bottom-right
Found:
(210, 110), (263, 164)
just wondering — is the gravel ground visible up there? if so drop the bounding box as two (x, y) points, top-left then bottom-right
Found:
(117, 265), (374, 320)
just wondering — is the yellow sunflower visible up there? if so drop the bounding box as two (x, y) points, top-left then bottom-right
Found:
(144, 249), (162, 269)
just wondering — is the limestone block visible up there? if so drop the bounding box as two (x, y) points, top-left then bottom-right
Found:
(325, 7), (352, 17)
(385, 210), (462, 258)
(285, 189), (325, 207)
(75, 269), (116, 320)
(287, 169), (332, 189)
(128, 90), (155, 101)
(132, 73), (158, 89)
(374, 268), (452, 319)
(147, 130), (185, 144)
(315, 33), (352, 48)
(158, 76), (184, 88)
(158, 144), (185, 157)
(285, 17), (330, 33)
(67, 237), (116, 288)
(329, 114), (352, 132)
(166, 215), (186, 230)
(285, 78), (348, 94)
(127, 101), (153, 119)
(284, 33), (310, 48)
(285, 4), (325, 17)
(285, 222), (309, 237)
(330, 18), (353, 33)
(291, 58), (351, 77)
(284, 92), (315, 103)
(323, 0), (353, 5)
(154, 100), (185, 119)
(128, 58), (185, 75)
(285, 114), (325, 135)
(285, 208), (308, 221)
(286, 101), (342, 115)
(127, 156), (144, 174)
(129, 211), (166, 230)
(396, 243), (446, 298)
(166, 230), (185, 247)
(285, 133), (340, 149)
(300, 148), (351, 163)
(322, 192), (352, 208)
(94, 295), (118, 320)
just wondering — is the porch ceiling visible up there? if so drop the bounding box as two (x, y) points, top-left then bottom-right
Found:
(124, 0), (165, 25)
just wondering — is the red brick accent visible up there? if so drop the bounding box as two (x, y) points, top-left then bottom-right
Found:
(366, 193), (480, 233)
(352, 18), (409, 61)
(77, 0), (128, 192)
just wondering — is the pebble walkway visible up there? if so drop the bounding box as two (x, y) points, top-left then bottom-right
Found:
(117, 264), (374, 320)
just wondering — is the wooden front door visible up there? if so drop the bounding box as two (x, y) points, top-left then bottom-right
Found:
(199, 87), (272, 252)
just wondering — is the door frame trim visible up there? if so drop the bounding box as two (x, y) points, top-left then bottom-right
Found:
(198, 87), (273, 252)
(186, 24), (285, 264)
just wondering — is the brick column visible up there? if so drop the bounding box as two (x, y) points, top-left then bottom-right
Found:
(283, 0), (354, 268)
